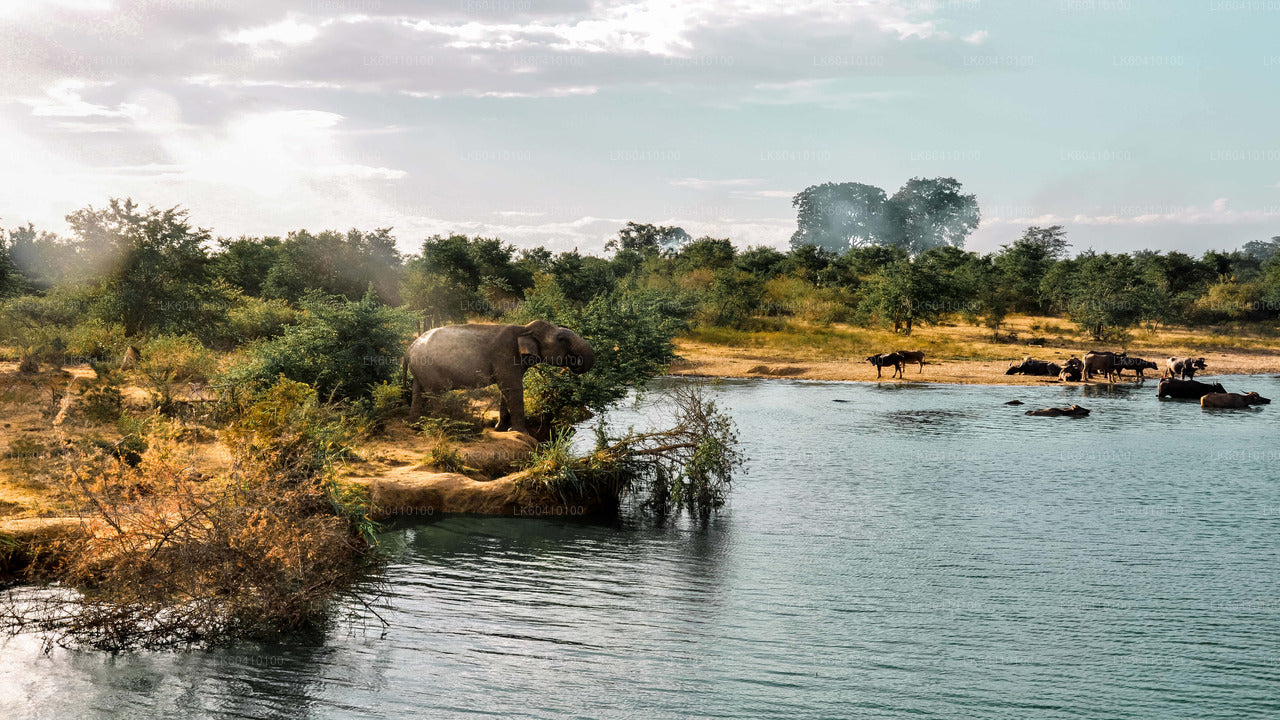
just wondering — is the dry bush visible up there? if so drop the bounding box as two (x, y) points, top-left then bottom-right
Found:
(0, 379), (380, 651)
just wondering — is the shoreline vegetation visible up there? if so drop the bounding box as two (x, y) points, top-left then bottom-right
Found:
(2, 192), (1279, 648)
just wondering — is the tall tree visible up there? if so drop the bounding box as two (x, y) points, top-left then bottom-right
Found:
(884, 177), (980, 254)
(65, 199), (212, 337)
(994, 225), (1069, 312)
(790, 182), (890, 252)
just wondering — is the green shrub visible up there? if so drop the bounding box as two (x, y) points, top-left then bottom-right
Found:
(227, 297), (298, 342)
(222, 290), (415, 403)
(140, 335), (217, 382)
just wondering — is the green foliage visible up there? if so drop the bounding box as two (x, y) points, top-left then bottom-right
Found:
(857, 256), (961, 334)
(226, 296), (298, 342)
(401, 234), (531, 320)
(516, 383), (741, 520)
(66, 199), (215, 337)
(427, 442), (465, 473)
(225, 291), (415, 403)
(510, 281), (692, 427)
(1059, 253), (1163, 340)
(263, 228), (402, 305)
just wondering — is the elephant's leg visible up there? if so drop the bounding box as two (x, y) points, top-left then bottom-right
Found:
(409, 378), (423, 420)
(497, 373), (529, 435)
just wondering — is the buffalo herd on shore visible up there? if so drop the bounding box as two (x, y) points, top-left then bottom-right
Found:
(864, 350), (1270, 410)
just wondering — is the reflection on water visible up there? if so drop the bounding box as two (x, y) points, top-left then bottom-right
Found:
(3, 376), (1280, 719)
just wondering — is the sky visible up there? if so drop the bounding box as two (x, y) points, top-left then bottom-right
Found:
(0, 0), (1277, 257)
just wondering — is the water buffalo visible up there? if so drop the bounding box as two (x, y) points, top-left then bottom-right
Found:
(1167, 357), (1207, 380)
(867, 352), (904, 379)
(1059, 357), (1084, 382)
(1025, 404), (1090, 417)
(1157, 378), (1226, 399)
(1005, 357), (1062, 376)
(1201, 392), (1271, 408)
(1113, 356), (1158, 379)
(1082, 351), (1126, 381)
(894, 349), (926, 373)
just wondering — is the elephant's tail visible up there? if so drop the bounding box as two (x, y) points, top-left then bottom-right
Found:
(400, 352), (409, 388)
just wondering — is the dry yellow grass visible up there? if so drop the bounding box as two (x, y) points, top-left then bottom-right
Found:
(670, 315), (1280, 385)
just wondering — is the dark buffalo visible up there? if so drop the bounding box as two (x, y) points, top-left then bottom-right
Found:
(1059, 357), (1084, 382)
(894, 349), (926, 373)
(867, 352), (905, 379)
(1025, 404), (1090, 417)
(1201, 391), (1271, 408)
(1082, 351), (1126, 381)
(1113, 356), (1158, 379)
(1167, 356), (1207, 380)
(1005, 357), (1062, 376)
(1157, 378), (1227, 399)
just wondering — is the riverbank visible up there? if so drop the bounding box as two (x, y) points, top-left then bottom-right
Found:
(667, 315), (1280, 385)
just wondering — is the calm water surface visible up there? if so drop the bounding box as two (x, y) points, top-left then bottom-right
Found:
(4, 376), (1280, 719)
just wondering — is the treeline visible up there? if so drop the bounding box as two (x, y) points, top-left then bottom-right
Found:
(3, 198), (1280, 378)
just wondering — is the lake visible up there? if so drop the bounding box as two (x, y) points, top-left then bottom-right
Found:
(3, 376), (1279, 719)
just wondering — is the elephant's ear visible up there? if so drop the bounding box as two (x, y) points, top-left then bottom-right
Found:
(517, 333), (541, 364)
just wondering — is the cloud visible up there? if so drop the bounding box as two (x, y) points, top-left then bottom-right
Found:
(224, 16), (321, 48)
(22, 79), (142, 120)
(987, 199), (1280, 227)
(669, 177), (764, 189)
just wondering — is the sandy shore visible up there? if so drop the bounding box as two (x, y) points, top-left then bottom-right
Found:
(667, 339), (1280, 387)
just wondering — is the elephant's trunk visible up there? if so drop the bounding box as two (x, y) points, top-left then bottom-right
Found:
(571, 341), (595, 374)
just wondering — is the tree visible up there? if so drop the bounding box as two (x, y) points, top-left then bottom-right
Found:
(65, 199), (212, 337)
(1063, 253), (1160, 340)
(994, 225), (1069, 312)
(606, 222), (691, 256)
(1242, 236), (1280, 263)
(884, 177), (980, 254)
(857, 257), (958, 334)
(790, 182), (890, 252)
(676, 237), (736, 272)
(211, 236), (281, 297)
(961, 254), (1018, 338)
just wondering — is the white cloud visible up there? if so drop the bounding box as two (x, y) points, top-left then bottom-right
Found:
(23, 79), (142, 120)
(963, 30), (989, 45)
(988, 199), (1280, 227)
(224, 16), (320, 48)
(669, 177), (764, 190)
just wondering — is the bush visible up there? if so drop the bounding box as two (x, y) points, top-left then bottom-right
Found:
(223, 290), (415, 403)
(227, 296), (298, 343)
(508, 280), (692, 430)
(0, 379), (378, 651)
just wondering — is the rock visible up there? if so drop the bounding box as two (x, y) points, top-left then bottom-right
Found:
(359, 470), (521, 518)
(1004, 400), (1024, 405)
(455, 429), (538, 477)
(1025, 404), (1090, 417)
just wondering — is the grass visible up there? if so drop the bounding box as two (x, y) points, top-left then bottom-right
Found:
(682, 315), (1280, 363)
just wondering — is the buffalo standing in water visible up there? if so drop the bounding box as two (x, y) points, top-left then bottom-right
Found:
(1157, 378), (1226, 400)
(1201, 392), (1271, 409)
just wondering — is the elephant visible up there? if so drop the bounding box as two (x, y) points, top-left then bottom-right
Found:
(402, 320), (595, 436)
